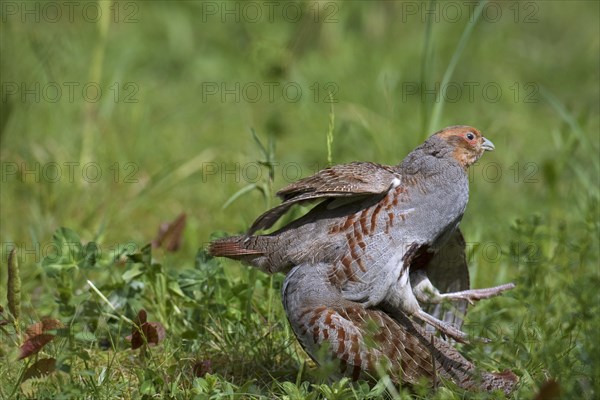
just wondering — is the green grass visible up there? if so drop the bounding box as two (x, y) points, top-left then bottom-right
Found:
(1, 1), (599, 398)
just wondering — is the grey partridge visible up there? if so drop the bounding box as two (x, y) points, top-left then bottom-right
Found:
(209, 125), (517, 392)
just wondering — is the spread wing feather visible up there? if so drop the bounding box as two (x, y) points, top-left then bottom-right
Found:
(423, 229), (470, 330)
(247, 162), (400, 234)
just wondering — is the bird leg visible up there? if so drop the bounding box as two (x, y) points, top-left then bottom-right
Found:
(385, 278), (479, 344)
(436, 283), (516, 305)
(411, 269), (515, 306)
(413, 309), (475, 343)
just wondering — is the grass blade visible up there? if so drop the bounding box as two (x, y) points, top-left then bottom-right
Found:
(326, 95), (335, 166)
(222, 183), (258, 209)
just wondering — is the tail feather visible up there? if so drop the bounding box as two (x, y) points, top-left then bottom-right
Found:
(208, 236), (264, 259)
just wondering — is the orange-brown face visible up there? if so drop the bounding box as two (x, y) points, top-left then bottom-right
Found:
(436, 125), (494, 168)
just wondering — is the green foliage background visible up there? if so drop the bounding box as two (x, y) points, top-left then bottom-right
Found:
(1, 1), (598, 399)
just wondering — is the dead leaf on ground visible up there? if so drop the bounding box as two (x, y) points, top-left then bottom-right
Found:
(19, 318), (64, 360)
(152, 213), (186, 251)
(24, 318), (64, 341)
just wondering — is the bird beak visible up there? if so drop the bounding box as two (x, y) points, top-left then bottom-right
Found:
(482, 137), (495, 151)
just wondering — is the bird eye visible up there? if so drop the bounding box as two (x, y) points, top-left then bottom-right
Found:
(466, 132), (475, 141)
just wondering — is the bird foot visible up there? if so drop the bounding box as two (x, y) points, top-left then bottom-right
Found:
(415, 310), (490, 344)
(440, 283), (516, 305)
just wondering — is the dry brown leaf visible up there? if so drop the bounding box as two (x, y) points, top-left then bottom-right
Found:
(152, 213), (186, 251)
(19, 334), (55, 360)
(534, 379), (561, 400)
(19, 318), (65, 359)
(24, 318), (64, 341)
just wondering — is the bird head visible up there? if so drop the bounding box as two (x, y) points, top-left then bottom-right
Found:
(435, 125), (494, 168)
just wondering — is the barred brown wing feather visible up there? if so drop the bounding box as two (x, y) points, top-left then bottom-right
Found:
(277, 162), (398, 201)
(248, 192), (362, 235)
(248, 162), (400, 234)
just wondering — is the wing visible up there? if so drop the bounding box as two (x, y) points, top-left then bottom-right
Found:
(277, 162), (399, 200)
(247, 162), (401, 235)
(423, 229), (470, 330)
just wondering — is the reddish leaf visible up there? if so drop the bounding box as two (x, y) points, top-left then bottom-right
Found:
(22, 358), (56, 381)
(130, 330), (143, 349)
(24, 318), (64, 341)
(534, 379), (560, 400)
(136, 309), (147, 325)
(19, 318), (64, 359)
(152, 213), (186, 252)
(133, 324), (155, 350)
(129, 310), (166, 349)
(144, 322), (166, 345)
(131, 322), (166, 349)
(19, 334), (55, 360)
(193, 359), (213, 377)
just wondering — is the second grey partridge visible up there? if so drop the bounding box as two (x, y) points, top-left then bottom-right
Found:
(282, 261), (517, 393)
